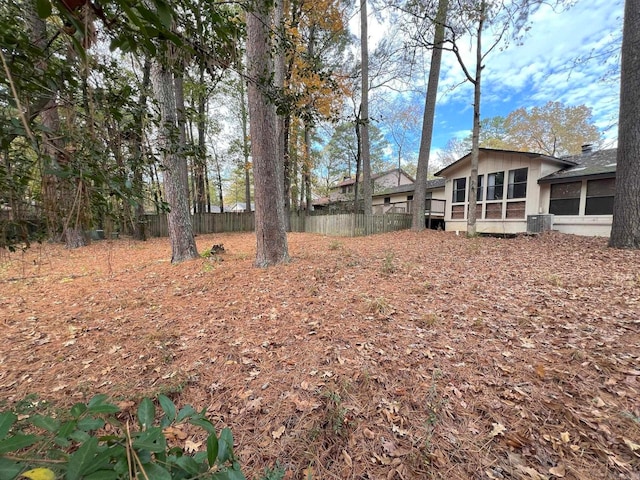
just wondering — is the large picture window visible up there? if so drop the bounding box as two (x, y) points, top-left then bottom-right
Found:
(487, 172), (504, 200)
(549, 182), (581, 215)
(453, 178), (466, 203)
(585, 178), (615, 215)
(508, 168), (528, 199)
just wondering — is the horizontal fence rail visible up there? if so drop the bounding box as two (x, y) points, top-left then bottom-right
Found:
(144, 212), (413, 238)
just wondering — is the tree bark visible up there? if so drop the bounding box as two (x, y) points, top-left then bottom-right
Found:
(467, 0), (485, 238)
(150, 61), (199, 263)
(247, 0), (289, 266)
(194, 66), (208, 214)
(360, 0), (372, 216)
(610, 0), (640, 248)
(236, 63), (253, 213)
(412, 0), (448, 231)
(132, 59), (150, 241)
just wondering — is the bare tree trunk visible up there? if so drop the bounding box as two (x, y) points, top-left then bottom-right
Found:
(467, 0), (485, 238)
(132, 59), (150, 241)
(354, 115), (362, 214)
(150, 61), (199, 263)
(412, 0), (448, 231)
(274, 0), (290, 229)
(610, 0), (640, 248)
(303, 123), (312, 214)
(360, 0), (372, 216)
(247, 0), (289, 266)
(193, 67), (208, 214)
(213, 150), (225, 213)
(236, 64), (253, 213)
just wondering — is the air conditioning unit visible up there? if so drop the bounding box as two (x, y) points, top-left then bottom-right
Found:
(527, 214), (554, 234)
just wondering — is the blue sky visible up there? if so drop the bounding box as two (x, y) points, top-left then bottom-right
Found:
(361, 0), (623, 164)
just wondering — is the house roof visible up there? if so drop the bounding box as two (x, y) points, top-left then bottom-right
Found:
(373, 178), (445, 197)
(434, 148), (576, 177)
(334, 167), (416, 187)
(538, 148), (617, 183)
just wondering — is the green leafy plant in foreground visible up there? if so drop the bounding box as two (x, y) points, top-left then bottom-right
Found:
(0, 394), (246, 480)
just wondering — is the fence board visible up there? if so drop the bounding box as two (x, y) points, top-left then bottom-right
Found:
(144, 212), (411, 238)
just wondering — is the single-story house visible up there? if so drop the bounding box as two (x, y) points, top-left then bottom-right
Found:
(434, 145), (616, 236)
(314, 146), (617, 236)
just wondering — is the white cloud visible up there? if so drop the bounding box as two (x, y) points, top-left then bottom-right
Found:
(432, 0), (623, 146)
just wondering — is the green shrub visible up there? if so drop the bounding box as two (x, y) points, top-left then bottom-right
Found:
(0, 394), (246, 480)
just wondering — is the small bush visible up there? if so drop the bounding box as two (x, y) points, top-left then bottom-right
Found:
(0, 394), (246, 480)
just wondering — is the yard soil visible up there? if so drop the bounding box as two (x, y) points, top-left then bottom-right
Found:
(1, 230), (639, 479)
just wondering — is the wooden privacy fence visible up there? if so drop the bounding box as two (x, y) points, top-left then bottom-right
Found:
(145, 212), (412, 238)
(145, 212), (255, 237)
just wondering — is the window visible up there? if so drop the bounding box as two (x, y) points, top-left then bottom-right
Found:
(407, 195), (413, 201)
(384, 197), (391, 205)
(472, 174), (484, 201)
(487, 172), (504, 200)
(585, 178), (615, 215)
(453, 178), (466, 203)
(508, 168), (528, 199)
(549, 182), (581, 215)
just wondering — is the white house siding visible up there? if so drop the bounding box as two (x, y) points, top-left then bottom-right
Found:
(538, 183), (612, 237)
(442, 151), (551, 234)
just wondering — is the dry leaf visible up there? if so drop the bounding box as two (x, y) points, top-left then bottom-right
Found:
(246, 397), (263, 411)
(490, 422), (507, 437)
(549, 464), (566, 477)
(623, 437), (640, 451)
(382, 439), (411, 457)
(535, 364), (546, 379)
(342, 449), (353, 467)
(560, 431), (570, 443)
(272, 425), (285, 439)
(517, 465), (547, 479)
(184, 439), (202, 453)
(164, 425), (188, 441)
(363, 427), (375, 440)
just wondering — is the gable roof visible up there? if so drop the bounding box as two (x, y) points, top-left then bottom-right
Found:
(373, 178), (445, 197)
(334, 167), (415, 187)
(538, 148), (617, 183)
(434, 148), (576, 177)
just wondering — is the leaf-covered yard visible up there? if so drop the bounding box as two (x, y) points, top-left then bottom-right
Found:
(1, 230), (638, 479)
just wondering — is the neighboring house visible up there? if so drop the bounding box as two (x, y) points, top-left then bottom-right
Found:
(226, 202), (255, 212)
(434, 146), (616, 236)
(327, 168), (416, 203)
(371, 179), (447, 227)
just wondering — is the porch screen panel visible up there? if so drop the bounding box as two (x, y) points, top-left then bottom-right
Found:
(506, 201), (526, 218)
(585, 178), (615, 215)
(485, 202), (502, 219)
(487, 172), (504, 200)
(549, 182), (581, 215)
(473, 174), (484, 201)
(453, 178), (466, 203)
(507, 168), (528, 199)
(451, 205), (465, 219)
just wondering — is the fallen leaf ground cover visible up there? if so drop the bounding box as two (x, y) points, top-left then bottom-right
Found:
(0, 230), (638, 479)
